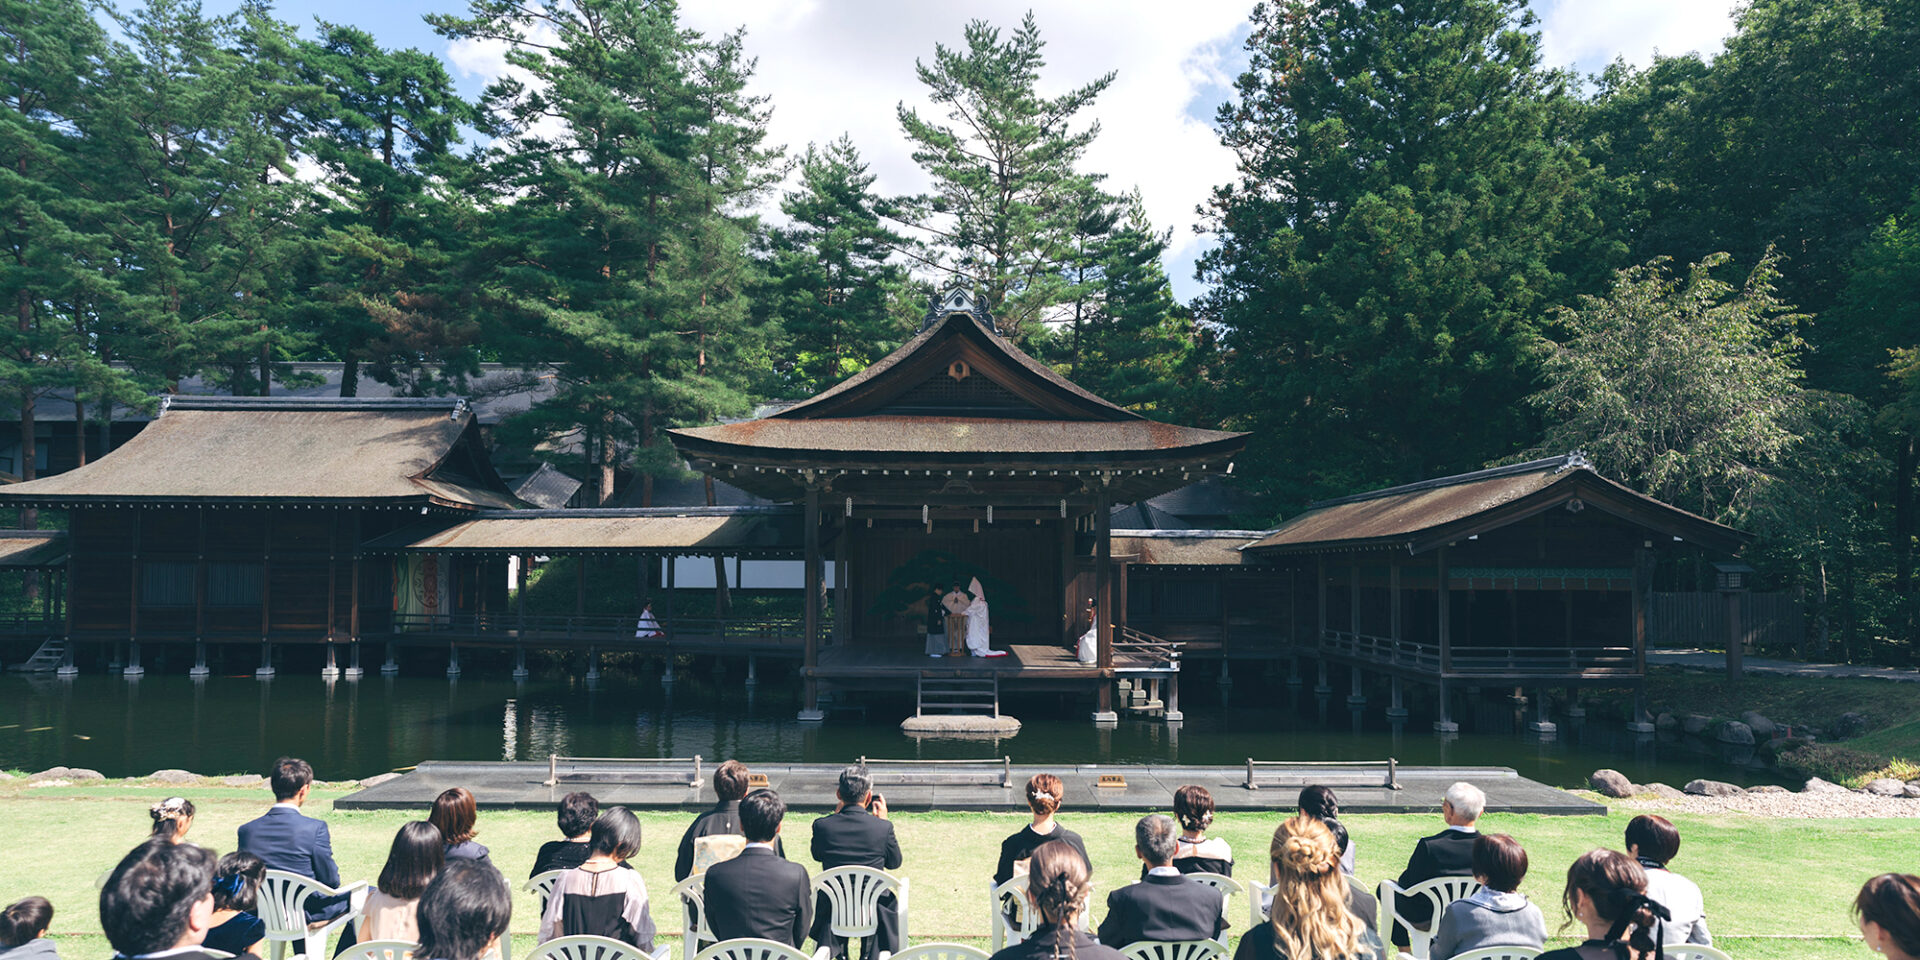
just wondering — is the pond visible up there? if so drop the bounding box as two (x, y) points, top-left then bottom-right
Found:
(0, 667), (1781, 789)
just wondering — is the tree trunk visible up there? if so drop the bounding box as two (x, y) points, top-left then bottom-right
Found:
(341, 356), (360, 398)
(598, 408), (617, 506)
(73, 394), (86, 467)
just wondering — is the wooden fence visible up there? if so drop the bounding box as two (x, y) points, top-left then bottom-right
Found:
(1649, 591), (1805, 652)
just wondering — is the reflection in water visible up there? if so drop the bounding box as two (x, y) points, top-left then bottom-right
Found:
(0, 668), (1786, 789)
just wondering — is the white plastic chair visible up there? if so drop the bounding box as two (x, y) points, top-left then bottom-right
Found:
(257, 870), (370, 960)
(1664, 948), (1733, 960)
(989, 876), (1039, 953)
(528, 869), (566, 903)
(524, 934), (668, 960)
(812, 866), (910, 958)
(335, 940), (417, 960)
(673, 876), (718, 951)
(1376, 877), (1483, 960)
(1184, 873), (1244, 946)
(690, 938), (827, 960)
(880, 944), (989, 960)
(1118, 941), (1227, 960)
(1442, 949), (1542, 960)
(1248, 879), (1272, 926)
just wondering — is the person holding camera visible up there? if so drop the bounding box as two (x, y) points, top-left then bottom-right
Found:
(810, 766), (903, 960)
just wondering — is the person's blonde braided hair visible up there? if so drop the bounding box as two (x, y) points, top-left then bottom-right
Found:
(1267, 815), (1365, 960)
(1028, 840), (1092, 960)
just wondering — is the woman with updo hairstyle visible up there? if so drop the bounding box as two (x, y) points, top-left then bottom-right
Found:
(1857, 874), (1920, 960)
(1538, 850), (1669, 960)
(1234, 816), (1382, 960)
(1297, 785), (1353, 876)
(149, 797), (196, 844)
(201, 852), (267, 957)
(1156, 784), (1232, 878)
(994, 773), (1091, 885)
(988, 840), (1123, 960)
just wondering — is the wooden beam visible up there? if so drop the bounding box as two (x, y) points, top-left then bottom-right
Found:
(833, 516), (849, 642)
(1437, 545), (1452, 674)
(1095, 490), (1112, 671)
(195, 508), (207, 644)
(803, 487), (822, 715)
(128, 506), (141, 645)
(260, 511), (273, 640)
(1389, 561), (1402, 647)
(349, 512), (362, 644)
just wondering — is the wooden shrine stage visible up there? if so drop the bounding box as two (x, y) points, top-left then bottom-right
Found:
(812, 643), (1104, 682)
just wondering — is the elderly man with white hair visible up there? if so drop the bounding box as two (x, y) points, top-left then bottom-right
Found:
(1389, 781), (1487, 948)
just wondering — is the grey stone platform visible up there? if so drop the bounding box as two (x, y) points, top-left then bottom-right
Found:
(337, 760), (1604, 815)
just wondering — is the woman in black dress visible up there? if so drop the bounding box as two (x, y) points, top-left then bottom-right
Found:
(415, 861), (512, 960)
(537, 807), (655, 954)
(201, 852), (266, 958)
(431, 788), (494, 869)
(987, 841), (1122, 960)
(994, 774), (1090, 886)
(1536, 850), (1668, 960)
(1232, 816), (1381, 960)
(1167, 784), (1233, 877)
(1856, 873), (1920, 960)
(531, 792), (602, 877)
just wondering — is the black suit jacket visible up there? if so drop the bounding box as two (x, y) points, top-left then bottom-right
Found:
(702, 846), (813, 947)
(1393, 828), (1479, 928)
(811, 806), (903, 870)
(676, 800), (787, 882)
(1097, 873), (1225, 949)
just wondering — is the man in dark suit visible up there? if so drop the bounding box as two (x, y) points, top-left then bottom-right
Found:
(1390, 780), (1485, 947)
(811, 766), (904, 960)
(703, 789), (813, 947)
(676, 760), (785, 882)
(1098, 814), (1225, 949)
(236, 758), (348, 930)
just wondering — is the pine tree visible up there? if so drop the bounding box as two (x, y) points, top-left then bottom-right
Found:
(1071, 194), (1194, 417)
(1199, 0), (1612, 509)
(897, 12), (1113, 341)
(432, 0), (778, 505)
(768, 136), (912, 395)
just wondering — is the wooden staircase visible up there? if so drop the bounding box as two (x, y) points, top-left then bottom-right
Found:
(9, 636), (65, 673)
(916, 675), (999, 717)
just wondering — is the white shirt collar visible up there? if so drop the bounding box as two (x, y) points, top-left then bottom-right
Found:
(271, 802), (302, 812)
(1446, 824), (1478, 834)
(744, 841), (776, 851)
(127, 947), (216, 959)
(1147, 866), (1182, 877)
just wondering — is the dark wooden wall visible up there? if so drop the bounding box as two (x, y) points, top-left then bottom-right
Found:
(847, 519), (1064, 646)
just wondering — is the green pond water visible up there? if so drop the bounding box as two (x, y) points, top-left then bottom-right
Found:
(0, 666), (1782, 790)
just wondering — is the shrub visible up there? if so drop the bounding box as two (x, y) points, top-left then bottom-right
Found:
(1776, 744), (1894, 788)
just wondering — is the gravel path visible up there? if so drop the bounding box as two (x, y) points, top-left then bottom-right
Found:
(1648, 648), (1920, 682)
(1594, 790), (1920, 818)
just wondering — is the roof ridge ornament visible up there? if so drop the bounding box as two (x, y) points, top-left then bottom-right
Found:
(920, 284), (997, 335)
(1557, 450), (1592, 473)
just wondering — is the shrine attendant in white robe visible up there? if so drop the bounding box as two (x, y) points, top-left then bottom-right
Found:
(964, 577), (1007, 657)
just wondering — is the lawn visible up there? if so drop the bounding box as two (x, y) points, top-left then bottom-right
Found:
(0, 780), (1904, 960)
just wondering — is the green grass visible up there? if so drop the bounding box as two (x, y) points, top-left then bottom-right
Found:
(0, 782), (1907, 959)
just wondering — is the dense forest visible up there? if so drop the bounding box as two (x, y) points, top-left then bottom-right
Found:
(2, 0), (1916, 660)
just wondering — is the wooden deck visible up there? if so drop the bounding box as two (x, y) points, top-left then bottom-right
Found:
(811, 642), (1107, 679)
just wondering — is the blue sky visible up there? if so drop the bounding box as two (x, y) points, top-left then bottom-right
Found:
(109, 0), (1741, 304)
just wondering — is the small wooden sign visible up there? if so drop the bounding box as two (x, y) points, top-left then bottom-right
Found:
(1095, 774), (1127, 789)
(748, 773), (770, 789)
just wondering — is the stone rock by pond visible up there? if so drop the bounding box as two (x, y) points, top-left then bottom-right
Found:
(1803, 777), (1853, 794)
(1641, 783), (1687, 799)
(1905, 784), (1920, 799)
(1684, 779), (1743, 797)
(1655, 713), (1678, 733)
(1589, 769), (1636, 798)
(1746, 784), (1790, 794)
(1832, 712), (1868, 739)
(1681, 715), (1711, 735)
(29, 766), (103, 782)
(222, 775), (265, 788)
(1717, 720), (1755, 745)
(147, 769), (198, 784)
(1740, 711), (1777, 738)
(1863, 778), (1908, 797)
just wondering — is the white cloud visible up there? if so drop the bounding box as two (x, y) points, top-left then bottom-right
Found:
(1536, 0), (1741, 74)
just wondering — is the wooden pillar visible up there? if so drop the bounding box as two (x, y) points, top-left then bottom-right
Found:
(257, 511), (274, 678)
(1630, 547), (1655, 730)
(574, 554), (586, 616)
(1059, 517), (1075, 637)
(1316, 555), (1328, 642)
(1094, 488), (1115, 721)
(1349, 563), (1361, 636)
(126, 506), (142, 677)
(664, 554), (677, 642)
(800, 486), (823, 720)
(192, 508), (209, 678)
(322, 512), (340, 679)
(1116, 559), (1130, 630)
(346, 511), (363, 679)
(1389, 561), (1403, 656)
(58, 512), (76, 676)
(833, 519), (850, 643)
(1436, 546), (1452, 675)
(517, 556), (531, 623)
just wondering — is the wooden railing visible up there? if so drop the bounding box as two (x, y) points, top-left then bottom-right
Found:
(1318, 630), (1639, 677)
(1113, 625), (1183, 671)
(388, 612), (814, 646)
(0, 612), (63, 636)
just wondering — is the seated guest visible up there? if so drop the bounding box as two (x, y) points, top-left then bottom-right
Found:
(1233, 817), (1383, 960)
(101, 839), (227, 960)
(1430, 834), (1545, 960)
(703, 790), (812, 946)
(0, 897), (57, 960)
(414, 861), (512, 960)
(1298, 785), (1353, 876)
(238, 758), (349, 925)
(1163, 785), (1233, 877)
(994, 773), (1090, 885)
(1388, 781), (1483, 947)
(203, 852), (267, 958)
(1856, 874), (1920, 960)
(989, 841), (1122, 960)
(539, 807), (655, 953)
(811, 766), (903, 960)
(1625, 814), (1711, 945)
(151, 797), (197, 845)
(362, 822), (447, 943)
(1101, 814), (1226, 949)
(432, 787), (493, 869)
(675, 760), (783, 882)
(1536, 850), (1666, 960)
(533, 792), (606, 877)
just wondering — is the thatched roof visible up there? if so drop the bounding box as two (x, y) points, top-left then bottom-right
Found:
(362, 507), (800, 556)
(1111, 530), (1264, 566)
(0, 398), (519, 509)
(0, 530), (66, 567)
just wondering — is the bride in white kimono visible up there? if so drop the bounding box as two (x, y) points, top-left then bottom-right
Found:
(964, 577), (1007, 657)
